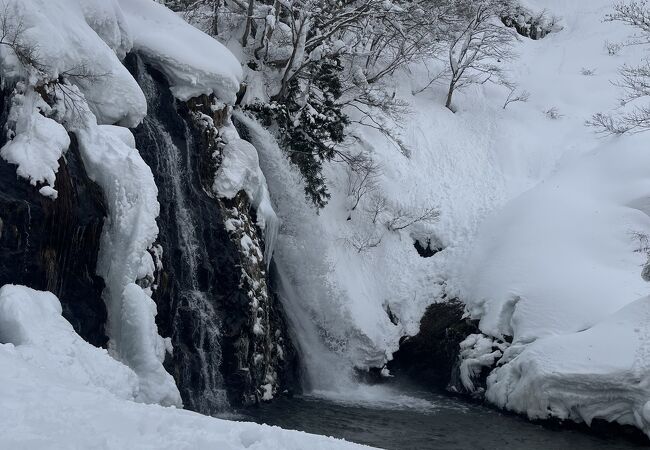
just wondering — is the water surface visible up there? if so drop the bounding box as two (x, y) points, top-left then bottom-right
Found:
(241, 387), (648, 449)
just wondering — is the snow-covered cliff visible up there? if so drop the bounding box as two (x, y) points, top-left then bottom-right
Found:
(2, 0), (650, 444)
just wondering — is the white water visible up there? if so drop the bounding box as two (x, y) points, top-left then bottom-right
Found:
(235, 111), (385, 398)
(138, 60), (229, 410)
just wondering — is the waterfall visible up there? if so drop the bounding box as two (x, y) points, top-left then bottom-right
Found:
(233, 111), (357, 392)
(141, 115), (228, 411)
(130, 56), (230, 413)
(271, 263), (348, 392)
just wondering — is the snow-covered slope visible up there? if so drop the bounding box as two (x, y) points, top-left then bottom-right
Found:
(232, 0), (638, 392)
(230, 0), (650, 436)
(448, 0), (650, 435)
(0, 285), (371, 450)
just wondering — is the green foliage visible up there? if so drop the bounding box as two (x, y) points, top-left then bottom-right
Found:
(248, 57), (349, 208)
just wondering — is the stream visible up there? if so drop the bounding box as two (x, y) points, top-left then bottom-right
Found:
(240, 385), (648, 449)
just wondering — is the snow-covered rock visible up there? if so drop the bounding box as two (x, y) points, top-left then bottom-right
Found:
(0, 284), (373, 450)
(118, 0), (242, 103)
(0, 85), (70, 192)
(487, 295), (650, 432)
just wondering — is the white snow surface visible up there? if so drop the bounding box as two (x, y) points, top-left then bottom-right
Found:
(462, 135), (650, 342)
(0, 85), (69, 193)
(449, 0), (650, 435)
(0, 284), (139, 400)
(118, 0), (242, 102)
(234, 0), (650, 435)
(0, 285), (372, 450)
(0, 0), (145, 126)
(486, 294), (650, 431)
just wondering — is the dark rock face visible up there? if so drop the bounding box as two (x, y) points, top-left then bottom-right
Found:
(388, 298), (478, 389)
(126, 55), (298, 412)
(501, 10), (557, 40)
(413, 238), (442, 258)
(0, 86), (108, 348)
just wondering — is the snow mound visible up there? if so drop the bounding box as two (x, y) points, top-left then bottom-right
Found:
(214, 138), (265, 200)
(458, 133), (650, 434)
(487, 295), (650, 434)
(0, 0), (146, 126)
(0, 85), (69, 194)
(118, 0), (242, 102)
(461, 134), (650, 343)
(0, 284), (138, 400)
(0, 284), (373, 450)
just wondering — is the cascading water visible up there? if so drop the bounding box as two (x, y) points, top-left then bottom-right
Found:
(124, 54), (298, 412)
(270, 263), (348, 392)
(129, 56), (230, 412)
(140, 115), (228, 412)
(233, 111), (358, 393)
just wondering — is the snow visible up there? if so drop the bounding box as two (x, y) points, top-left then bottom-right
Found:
(461, 135), (650, 342)
(215, 121), (280, 264)
(0, 284), (373, 450)
(458, 334), (505, 393)
(117, 0), (242, 103)
(0, 284), (138, 400)
(486, 294), (650, 431)
(0, 85), (70, 193)
(447, 0), (650, 435)
(0, 0), (146, 126)
(72, 107), (181, 407)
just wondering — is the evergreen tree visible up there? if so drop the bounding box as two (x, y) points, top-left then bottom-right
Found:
(248, 56), (349, 208)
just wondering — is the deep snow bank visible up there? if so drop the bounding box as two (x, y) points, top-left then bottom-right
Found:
(117, 0), (242, 102)
(0, 285), (372, 450)
(487, 294), (650, 432)
(451, 0), (650, 434)
(462, 135), (650, 342)
(459, 134), (650, 434)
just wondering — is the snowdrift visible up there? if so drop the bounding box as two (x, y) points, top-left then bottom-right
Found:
(0, 285), (372, 449)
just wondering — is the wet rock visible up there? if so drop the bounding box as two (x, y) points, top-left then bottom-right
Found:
(0, 86), (108, 347)
(388, 298), (479, 389)
(126, 54), (298, 412)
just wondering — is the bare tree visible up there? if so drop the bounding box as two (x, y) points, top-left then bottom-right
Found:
(0, 4), (46, 74)
(241, 0), (256, 46)
(589, 1), (650, 135)
(345, 153), (381, 214)
(364, 194), (388, 225)
(385, 206), (440, 231)
(630, 230), (650, 281)
(345, 230), (383, 253)
(544, 106), (563, 120)
(606, 1), (650, 45)
(502, 85), (530, 109)
(441, 0), (516, 111)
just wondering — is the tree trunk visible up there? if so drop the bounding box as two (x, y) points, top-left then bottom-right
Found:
(241, 0), (255, 47)
(274, 14), (308, 101)
(445, 80), (455, 111)
(211, 0), (220, 36)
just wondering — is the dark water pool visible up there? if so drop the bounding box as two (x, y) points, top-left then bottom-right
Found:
(240, 387), (648, 449)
